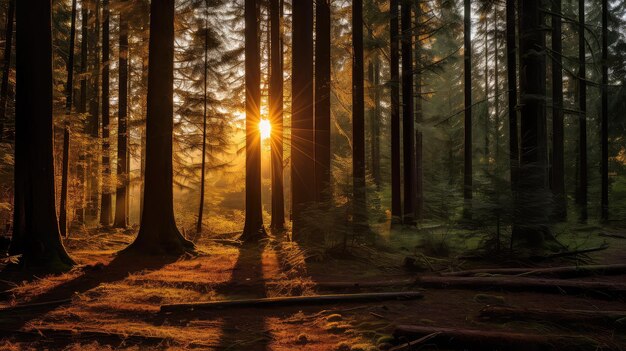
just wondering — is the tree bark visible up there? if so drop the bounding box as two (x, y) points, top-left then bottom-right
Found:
(551, 0), (566, 221)
(11, 0), (75, 270)
(196, 9), (209, 234)
(576, 0), (587, 223)
(506, 0), (518, 189)
(99, 0), (112, 226)
(123, 0), (194, 255)
(413, 2), (423, 221)
(601, 0), (609, 221)
(114, 4), (128, 228)
(512, 0), (551, 246)
(315, 0), (331, 205)
(241, 0), (267, 242)
(0, 0), (13, 142)
(390, 0), (401, 223)
(463, 0), (473, 219)
(401, 0), (415, 224)
(75, 0), (89, 225)
(59, 0), (78, 237)
(353, 0), (368, 234)
(369, 59), (381, 191)
(269, 0), (285, 231)
(86, 0), (101, 223)
(291, 0), (314, 239)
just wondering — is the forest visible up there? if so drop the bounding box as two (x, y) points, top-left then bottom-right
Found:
(0, 0), (625, 349)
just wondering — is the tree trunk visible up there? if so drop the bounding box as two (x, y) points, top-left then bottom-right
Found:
(59, 0), (78, 237)
(506, 0), (518, 189)
(269, 0), (285, 231)
(551, 0), (566, 221)
(99, 0), (111, 226)
(291, 0), (314, 239)
(241, 0), (267, 242)
(75, 0), (89, 225)
(11, 0), (75, 270)
(369, 58), (381, 191)
(123, 0), (194, 255)
(139, 24), (148, 222)
(353, 0), (367, 234)
(576, 0), (587, 223)
(315, 0), (331, 205)
(0, 0), (14, 142)
(113, 5), (128, 228)
(390, 0), (401, 223)
(601, 0), (609, 221)
(401, 0), (415, 225)
(463, 0), (472, 218)
(483, 11), (489, 162)
(86, 0), (101, 223)
(413, 2), (423, 221)
(196, 10), (209, 235)
(513, 0), (551, 246)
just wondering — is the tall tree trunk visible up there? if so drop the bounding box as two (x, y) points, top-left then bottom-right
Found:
(11, 0), (75, 270)
(196, 10), (209, 234)
(114, 5), (128, 228)
(551, 0), (566, 220)
(463, 0), (473, 218)
(241, 0), (267, 241)
(0, 0), (14, 142)
(269, 0), (285, 230)
(353, 0), (368, 233)
(600, 0), (609, 221)
(576, 0), (587, 223)
(506, 0), (518, 189)
(371, 59), (381, 190)
(413, 1), (423, 221)
(291, 0), (314, 239)
(123, 0), (193, 255)
(483, 11), (489, 162)
(59, 0), (78, 237)
(513, 0), (551, 246)
(493, 4), (500, 169)
(87, 0), (100, 223)
(75, 0), (89, 225)
(99, 0), (111, 226)
(390, 0), (401, 223)
(139, 24), (148, 221)
(314, 0), (331, 204)
(401, 0), (415, 224)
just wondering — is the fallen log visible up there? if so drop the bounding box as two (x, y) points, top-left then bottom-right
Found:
(388, 332), (441, 351)
(599, 232), (626, 239)
(534, 244), (609, 260)
(479, 306), (626, 326)
(0, 298), (72, 313)
(160, 291), (423, 313)
(442, 263), (626, 278)
(393, 325), (610, 351)
(314, 279), (415, 290)
(414, 276), (626, 299)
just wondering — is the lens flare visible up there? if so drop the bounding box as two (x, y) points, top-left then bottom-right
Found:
(259, 119), (271, 140)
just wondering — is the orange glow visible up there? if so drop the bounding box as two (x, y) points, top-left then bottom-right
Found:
(259, 119), (271, 140)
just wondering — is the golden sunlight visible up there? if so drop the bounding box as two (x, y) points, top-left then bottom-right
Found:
(259, 119), (271, 140)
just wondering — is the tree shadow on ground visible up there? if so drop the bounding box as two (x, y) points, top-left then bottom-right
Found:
(0, 251), (178, 333)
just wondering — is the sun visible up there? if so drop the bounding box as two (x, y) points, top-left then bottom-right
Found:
(259, 119), (271, 140)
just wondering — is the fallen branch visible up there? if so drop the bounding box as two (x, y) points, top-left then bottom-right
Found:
(388, 332), (441, 351)
(534, 245), (609, 260)
(315, 279), (415, 290)
(599, 232), (626, 239)
(414, 275), (626, 299)
(393, 325), (609, 351)
(160, 291), (423, 313)
(479, 306), (626, 325)
(0, 299), (72, 313)
(442, 264), (626, 278)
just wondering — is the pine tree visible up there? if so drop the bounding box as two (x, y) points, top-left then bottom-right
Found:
(389, 0), (402, 223)
(114, 2), (129, 228)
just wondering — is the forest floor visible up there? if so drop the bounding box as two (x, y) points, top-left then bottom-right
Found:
(0, 219), (625, 350)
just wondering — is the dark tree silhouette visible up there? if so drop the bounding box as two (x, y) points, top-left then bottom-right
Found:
(0, 0), (14, 142)
(87, 0), (101, 222)
(10, 0), (75, 270)
(389, 0), (401, 223)
(123, 0), (194, 255)
(100, 0), (112, 226)
(506, 0), (518, 189)
(241, 0), (267, 242)
(353, 0), (367, 232)
(59, 0), (78, 237)
(75, 0), (89, 225)
(513, 0), (551, 246)
(551, 0), (566, 221)
(269, 0), (285, 231)
(601, 0), (609, 221)
(196, 4), (209, 234)
(413, 1), (423, 221)
(401, 0), (415, 224)
(576, 0), (587, 223)
(463, 0), (472, 218)
(315, 0), (331, 204)
(114, 4), (129, 228)
(291, 0), (314, 239)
